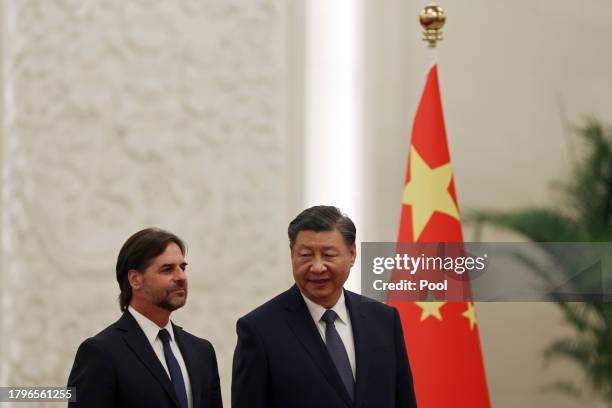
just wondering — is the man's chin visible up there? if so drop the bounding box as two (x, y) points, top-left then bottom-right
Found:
(309, 283), (338, 296)
(303, 287), (341, 307)
(159, 296), (187, 312)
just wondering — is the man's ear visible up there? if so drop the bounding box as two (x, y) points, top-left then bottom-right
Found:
(350, 243), (356, 266)
(128, 269), (143, 291)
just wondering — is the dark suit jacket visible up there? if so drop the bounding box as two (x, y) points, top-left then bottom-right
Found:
(67, 312), (222, 408)
(232, 285), (417, 408)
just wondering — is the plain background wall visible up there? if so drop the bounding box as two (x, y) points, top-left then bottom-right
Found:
(0, 1), (294, 406)
(1, 0), (611, 407)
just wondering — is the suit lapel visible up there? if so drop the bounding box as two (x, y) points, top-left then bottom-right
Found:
(116, 312), (180, 408)
(345, 291), (370, 408)
(284, 285), (353, 408)
(174, 324), (202, 408)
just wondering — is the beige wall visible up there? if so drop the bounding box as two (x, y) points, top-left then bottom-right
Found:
(0, 0), (294, 405)
(361, 1), (612, 407)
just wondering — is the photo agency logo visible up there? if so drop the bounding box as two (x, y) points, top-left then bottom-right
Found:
(361, 242), (612, 302)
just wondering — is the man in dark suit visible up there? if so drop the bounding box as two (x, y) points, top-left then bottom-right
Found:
(68, 228), (222, 408)
(232, 206), (417, 408)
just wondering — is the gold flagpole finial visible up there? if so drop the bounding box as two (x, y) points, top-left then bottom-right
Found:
(420, 4), (446, 48)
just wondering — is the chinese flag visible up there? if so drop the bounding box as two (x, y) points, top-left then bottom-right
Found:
(389, 64), (491, 407)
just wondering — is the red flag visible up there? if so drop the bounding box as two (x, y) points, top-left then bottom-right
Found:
(389, 64), (491, 407)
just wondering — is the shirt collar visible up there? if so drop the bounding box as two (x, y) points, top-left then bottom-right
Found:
(128, 305), (175, 345)
(300, 290), (349, 325)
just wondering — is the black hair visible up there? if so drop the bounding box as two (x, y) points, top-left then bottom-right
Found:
(288, 205), (356, 249)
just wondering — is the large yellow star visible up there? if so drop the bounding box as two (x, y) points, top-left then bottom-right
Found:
(403, 146), (460, 240)
(462, 302), (477, 330)
(415, 301), (447, 322)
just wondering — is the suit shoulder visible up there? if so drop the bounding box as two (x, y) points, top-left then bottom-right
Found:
(87, 320), (123, 347)
(238, 287), (293, 324)
(177, 328), (215, 351)
(346, 290), (397, 316)
(73, 322), (121, 362)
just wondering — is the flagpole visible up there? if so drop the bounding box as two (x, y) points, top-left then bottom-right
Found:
(393, 5), (492, 405)
(419, 4), (445, 67)
(420, 4), (445, 48)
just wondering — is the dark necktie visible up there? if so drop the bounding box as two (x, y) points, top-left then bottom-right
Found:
(158, 329), (189, 408)
(321, 309), (355, 400)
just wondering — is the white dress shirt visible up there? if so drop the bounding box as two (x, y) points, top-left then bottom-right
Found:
(301, 291), (356, 379)
(128, 306), (193, 408)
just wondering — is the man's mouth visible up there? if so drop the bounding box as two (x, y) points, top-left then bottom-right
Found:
(309, 278), (330, 284)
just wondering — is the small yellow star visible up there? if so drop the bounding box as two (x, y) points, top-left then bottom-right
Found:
(415, 301), (447, 322)
(403, 146), (460, 240)
(462, 302), (477, 330)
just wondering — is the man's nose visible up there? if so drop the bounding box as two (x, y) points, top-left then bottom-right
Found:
(173, 267), (187, 282)
(310, 256), (327, 273)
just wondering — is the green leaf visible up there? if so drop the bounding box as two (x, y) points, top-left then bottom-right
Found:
(468, 208), (583, 242)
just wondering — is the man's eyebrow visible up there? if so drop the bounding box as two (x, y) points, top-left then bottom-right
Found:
(159, 262), (188, 268)
(297, 245), (338, 251)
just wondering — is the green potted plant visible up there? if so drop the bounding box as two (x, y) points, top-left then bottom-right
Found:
(470, 121), (612, 404)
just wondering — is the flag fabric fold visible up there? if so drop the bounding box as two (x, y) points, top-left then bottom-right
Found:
(390, 63), (491, 407)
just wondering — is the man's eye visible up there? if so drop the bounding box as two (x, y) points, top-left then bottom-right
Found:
(324, 253), (337, 257)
